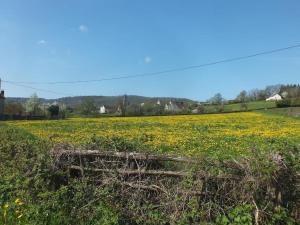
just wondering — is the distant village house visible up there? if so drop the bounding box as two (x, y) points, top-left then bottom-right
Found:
(99, 105), (107, 114)
(164, 101), (185, 112)
(191, 108), (199, 114)
(266, 94), (282, 101)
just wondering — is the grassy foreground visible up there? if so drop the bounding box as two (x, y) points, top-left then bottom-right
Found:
(1, 112), (300, 224)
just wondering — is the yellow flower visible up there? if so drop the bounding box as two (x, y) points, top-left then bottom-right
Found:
(15, 198), (24, 206)
(3, 203), (9, 209)
(6, 112), (300, 157)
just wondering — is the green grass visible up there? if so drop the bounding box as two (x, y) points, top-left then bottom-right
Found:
(1, 113), (300, 224)
(262, 107), (300, 119)
(4, 112), (300, 159)
(226, 100), (276, 110)
(204, 100), (276, 113)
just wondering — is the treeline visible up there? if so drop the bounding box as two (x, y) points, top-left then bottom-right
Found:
(78, 83), (300, 116)
(75, 97), (193, 117)
(206, 84), (282, 106)
(235, 84), (300, 103)
(4, 93), (67, 119)
(280, 84), (300, 98)
(275, 85), (300, 108)
(3, 84), (300, 119)
(209, 84), (300, 108)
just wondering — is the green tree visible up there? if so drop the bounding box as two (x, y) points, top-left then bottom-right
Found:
(59, 103), (67, 118)
(4, 103), (24, 116)
(80, 97), (97, 115)
(209, 93), (223, 105)
(127, 104), (142, 116)
(236, 90), (248, 111)
(236, 90), (247, 103)
(48, 105), (59, 117)
(25, 93), (41, 116)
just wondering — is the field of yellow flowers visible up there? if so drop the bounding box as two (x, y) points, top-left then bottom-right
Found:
(5, 112), (300, 157)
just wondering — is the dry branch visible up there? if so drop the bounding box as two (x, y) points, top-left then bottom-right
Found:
(69, 165), (245, 180)
(70, 165), (189, 177)
(53, 149), (198, 164)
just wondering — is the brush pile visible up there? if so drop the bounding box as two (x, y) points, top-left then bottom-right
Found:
(52, 145), (300, 224)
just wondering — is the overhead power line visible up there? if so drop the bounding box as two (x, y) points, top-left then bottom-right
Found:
(3, 43), (300, 86)
(4, 80), (73, 96)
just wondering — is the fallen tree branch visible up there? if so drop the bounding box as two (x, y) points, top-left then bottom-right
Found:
(69, 165), (246, 180)
(70, 165), (189, 177)
(53, 149), (198, 164)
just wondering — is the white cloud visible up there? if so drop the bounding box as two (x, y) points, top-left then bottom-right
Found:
(78, 24), (88, 32)
(144, 56), (152, 64)
(37, 40), (47, 45)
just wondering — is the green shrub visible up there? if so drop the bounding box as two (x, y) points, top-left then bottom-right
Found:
(0, 125), (120, 225)
(276, 98), (300, 108)
(268, 207), (296, 225)
(216, 204), (254, 225)
(291, 98), (300, 107)
(276, 99), (291, 108)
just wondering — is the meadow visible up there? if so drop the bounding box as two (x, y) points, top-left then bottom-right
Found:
(5, 111), (300, 158)
(204, 100), (276, 112)
(2, 111), (300, 224)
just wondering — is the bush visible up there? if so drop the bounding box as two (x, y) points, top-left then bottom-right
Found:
(276, 99), (292, 108)
(291, 98), (300, 107)
(216, 204), (253, 225)
(0, 125), (120, 225)
(276, 98), (300, 108)
(48, 105), (60, 118)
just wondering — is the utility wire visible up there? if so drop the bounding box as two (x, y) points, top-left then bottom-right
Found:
(3, 43), (300, 85)
(4, 80), (73, 96)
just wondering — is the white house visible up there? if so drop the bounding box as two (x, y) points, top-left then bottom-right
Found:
(164, 101), (184, 112)
(99, 105), (106, 114)
(191, 108), (199, 114)
(266, 94), (282, 101)
(52, 101), (58, 106)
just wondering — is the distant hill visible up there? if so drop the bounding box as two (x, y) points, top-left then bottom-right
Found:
(6, 95), (197, 108)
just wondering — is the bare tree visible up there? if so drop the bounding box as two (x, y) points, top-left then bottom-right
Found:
(25, 93), (41, 116)
(80, 97), (97, 115)
(209, 93), (224, 105)
(236, 90), (247, 103)
(265, 84), (281, 97)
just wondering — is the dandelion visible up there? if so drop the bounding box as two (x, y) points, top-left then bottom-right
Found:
(15, 198), (24, 206)
(6, 112), (300, 157)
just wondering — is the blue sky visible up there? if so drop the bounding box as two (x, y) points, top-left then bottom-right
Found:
(1, 0), (300, 100)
